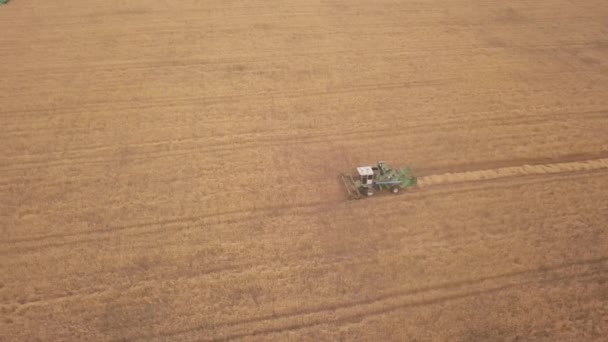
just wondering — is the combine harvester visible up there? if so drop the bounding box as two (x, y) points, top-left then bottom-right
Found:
(340, 161), (417, 199)
(341, 157), (608, 199)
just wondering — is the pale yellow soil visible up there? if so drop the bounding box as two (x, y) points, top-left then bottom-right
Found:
(1, 0), (607, 341)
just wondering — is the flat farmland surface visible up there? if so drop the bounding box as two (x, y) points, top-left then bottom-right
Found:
(2, 0), (608, 341)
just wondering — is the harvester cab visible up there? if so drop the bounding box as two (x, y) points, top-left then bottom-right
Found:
(356, 166), (374, 185)
(356, 166), (375, 196)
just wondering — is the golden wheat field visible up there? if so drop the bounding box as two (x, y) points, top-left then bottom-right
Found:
(2, 0), (608, 341)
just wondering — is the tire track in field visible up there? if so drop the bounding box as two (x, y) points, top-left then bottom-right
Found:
(2, 109), (606, 174)
(3, 40), (603, 79)
(4, 158), (607, 254)
(0, 78), (449, 118)
(7, 263), (246, 315)
(4, 107), (605, 160)
(213, 272), (606, 342)
(8, 254), (379, 317)
(5, 171), (603, 312)
(129, 257), (607, 341)
(0, 199), (337, 255)
(417, 158), (608, 188)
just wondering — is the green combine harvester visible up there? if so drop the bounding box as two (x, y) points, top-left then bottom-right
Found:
(340, 161), (417, 199)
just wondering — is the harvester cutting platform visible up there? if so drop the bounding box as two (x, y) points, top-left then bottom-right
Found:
(340, 161), (417, 199)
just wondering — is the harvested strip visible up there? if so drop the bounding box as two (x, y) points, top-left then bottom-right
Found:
(418, 158), (608, 187)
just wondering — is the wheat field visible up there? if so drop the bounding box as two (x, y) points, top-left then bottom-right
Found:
(1, 0), (608, 341)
